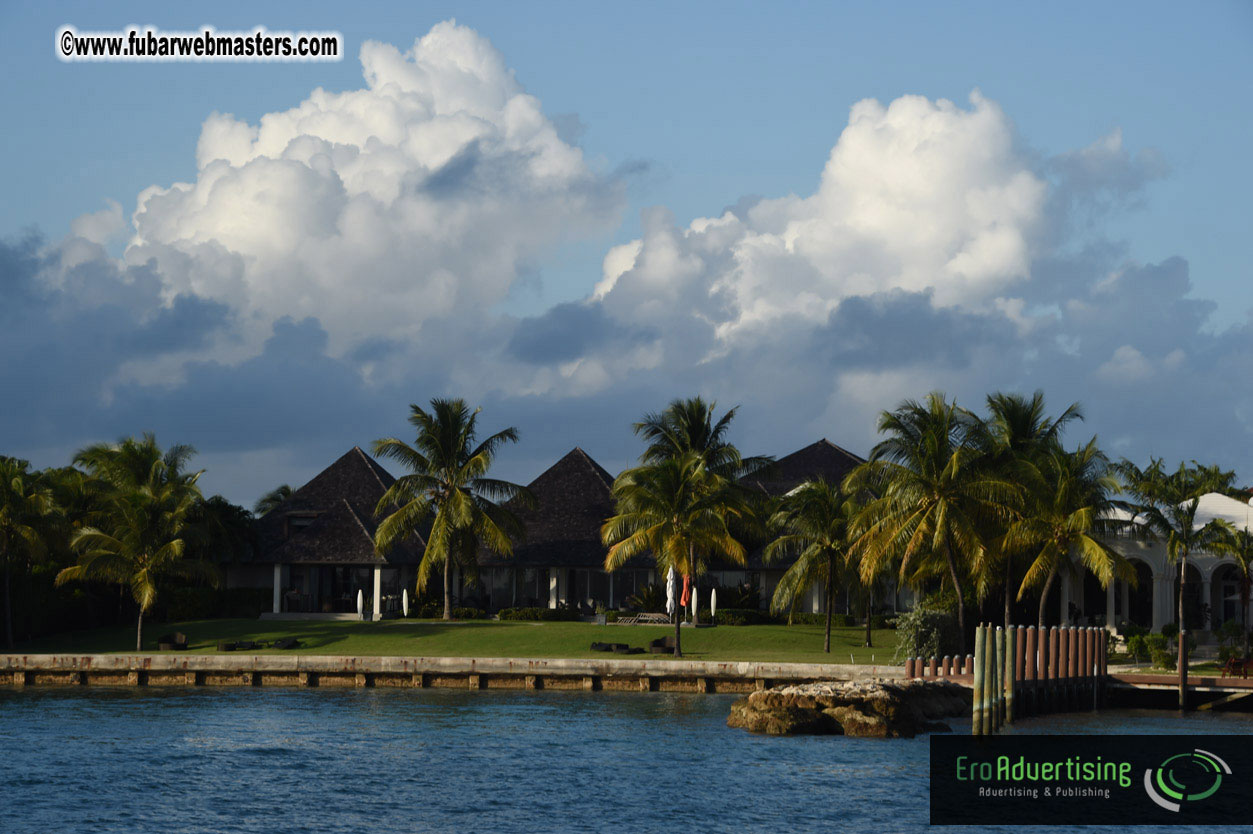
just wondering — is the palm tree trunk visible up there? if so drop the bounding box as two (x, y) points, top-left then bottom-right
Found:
(863, 595), (872, 649)
(3, 548), (13, 650)
(1241, 577), (1250, 661)
(824, 554), (833, 654)
(443, 556), (452, 621)
(135, 607), (144, 651)
(943, 543), (967, 655)
(1003, 561), (1012, 632)
(674, 603), (682, 658)
(1178, 554), (1189, 711)
(1037, 565), (1058, 629)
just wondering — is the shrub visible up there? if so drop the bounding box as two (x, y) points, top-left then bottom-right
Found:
(1161, 622), (1179, 643)
(497, 606), (580, 622)
(869, 614), (894, 630)
(624, 584), (666, 613)
(1146, 633), (1175, 671)
(893, 607), (959, 663)
(717, 582), (762, 611)
(711, 608), (771, 626)
(1119, 622), (1148, 639)
(1126, 634), (1150, 664)
(450, 607), (488, 620)
(157, 587), (270, 621)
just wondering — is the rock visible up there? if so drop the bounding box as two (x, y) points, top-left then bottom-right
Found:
(726, 679), (969, 738)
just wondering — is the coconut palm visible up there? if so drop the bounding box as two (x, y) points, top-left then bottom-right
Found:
(253, 484), (292, 516)
(764, 480), (858, 652)
(848, 392), (1021, 654)
(632, 396), (769, 622)
(634, 396), (771, 478)
(602, 453), (747, 657)
(1114, 458), (1233, 709)
(1211, 524), (1253, 662)
(971, 392), (1084, 629)
(372, 399), (532, 621)
(56, 436), (215, 650)
(1005, 439), (1134, 627)
(0, 458), (56, 649)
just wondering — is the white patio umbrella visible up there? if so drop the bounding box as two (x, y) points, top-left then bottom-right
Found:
(665, 567), (676, 616)
(356, 589), (364, 619)
(711, 588), (718, 619)
(402, 589), (410, 617)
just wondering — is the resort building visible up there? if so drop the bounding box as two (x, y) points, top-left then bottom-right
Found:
(1063, 493), (1253, 634)
(228, 447), (423, 620)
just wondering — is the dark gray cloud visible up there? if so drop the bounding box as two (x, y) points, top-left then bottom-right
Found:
(507, 300), (654, 364)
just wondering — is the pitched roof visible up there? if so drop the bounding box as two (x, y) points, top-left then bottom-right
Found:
(481, 447), (622, 569)
(740, 438), (866, 496)
(254, 446), (425, 565)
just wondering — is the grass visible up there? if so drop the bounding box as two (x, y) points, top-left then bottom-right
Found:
(17, 619), (900, 664)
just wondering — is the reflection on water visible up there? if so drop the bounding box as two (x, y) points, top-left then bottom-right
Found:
(0, 688), (1249, 833)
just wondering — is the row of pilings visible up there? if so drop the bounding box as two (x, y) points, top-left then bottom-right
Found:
(904, 624), (1109, 735)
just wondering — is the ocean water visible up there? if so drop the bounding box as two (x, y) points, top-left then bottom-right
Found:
(0, 687), (1250, 833)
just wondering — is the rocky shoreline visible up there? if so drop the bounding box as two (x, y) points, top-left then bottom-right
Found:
(727, 678), (970, 737)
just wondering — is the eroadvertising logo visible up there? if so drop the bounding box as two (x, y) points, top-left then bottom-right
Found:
(930, 735), (1250, 825)
(1142, 749), (1230, 812)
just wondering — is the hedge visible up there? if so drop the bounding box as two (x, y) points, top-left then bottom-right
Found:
(496, 606), (581, 622)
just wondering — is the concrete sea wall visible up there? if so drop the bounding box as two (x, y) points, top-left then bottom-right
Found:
(1, 654), (904, 693)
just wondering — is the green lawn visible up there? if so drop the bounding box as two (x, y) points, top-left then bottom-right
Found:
(17, 619), (900, 664)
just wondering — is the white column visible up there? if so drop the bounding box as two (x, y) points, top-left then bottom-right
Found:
(372, 566), (383, 621)
(1121, 582), (1130, 624)
(1151, 572), (1168, 631)
(272, 564), (282, 614)
(810, 583), (821, 614)
(549, 572), (558, 608)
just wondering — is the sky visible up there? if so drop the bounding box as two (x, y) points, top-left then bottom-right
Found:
(2, 1), (1251, 506)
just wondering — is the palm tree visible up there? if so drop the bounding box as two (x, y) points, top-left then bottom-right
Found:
(253, 484), (292, 516)
(634, 396), (771, 478)
(971, 392), (1083, 629)
(1212, 524), (1253, 662)
(1005, 439), (1134, 627)
(632, 396), (769, 622)
(0, 458), (56, 649)
(602, 453), (747, 657)
(56, 436), (215, 650)
(848, 392), (1021, 654)
(373, 399), (531, 621)
(764, 480), (857, 652)
(1115, 458), (1233, 709)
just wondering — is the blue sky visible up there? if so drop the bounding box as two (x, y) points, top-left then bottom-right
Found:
(1, 1), (1251, 502)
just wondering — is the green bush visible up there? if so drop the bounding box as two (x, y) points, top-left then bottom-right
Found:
(450, 606), (488, 620)
(1161, 622), (1179, 643)
(497, 606), (580, 622)
(712, 608), (771, 626)
(1126, 634), (1150, 664)
(1119, 622), (1148, 639)
(624, 584), (666, 613)
(1146, 633), (1175, 671)
(869, 614), (895, 630)
(892, 607), (959, 663)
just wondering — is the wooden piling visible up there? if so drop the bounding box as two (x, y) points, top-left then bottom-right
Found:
(1024, 626), (1038, 717)
(973, 625), (986, 736)
(928, 656), (938, 678)
(1004, 626), (1015, 725)
(993, 627), (1004, 729)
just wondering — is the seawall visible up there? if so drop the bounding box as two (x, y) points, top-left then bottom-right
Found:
(0, 654), (904, 693)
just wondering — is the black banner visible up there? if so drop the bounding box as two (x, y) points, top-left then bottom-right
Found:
(930, 735), (1253, 825)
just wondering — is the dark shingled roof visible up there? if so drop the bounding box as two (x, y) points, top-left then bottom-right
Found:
(481, 447), (621, 569)
(739, 438), (866, 496)
(732, 439), (867, 570)
(254, 447), (425, 565)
